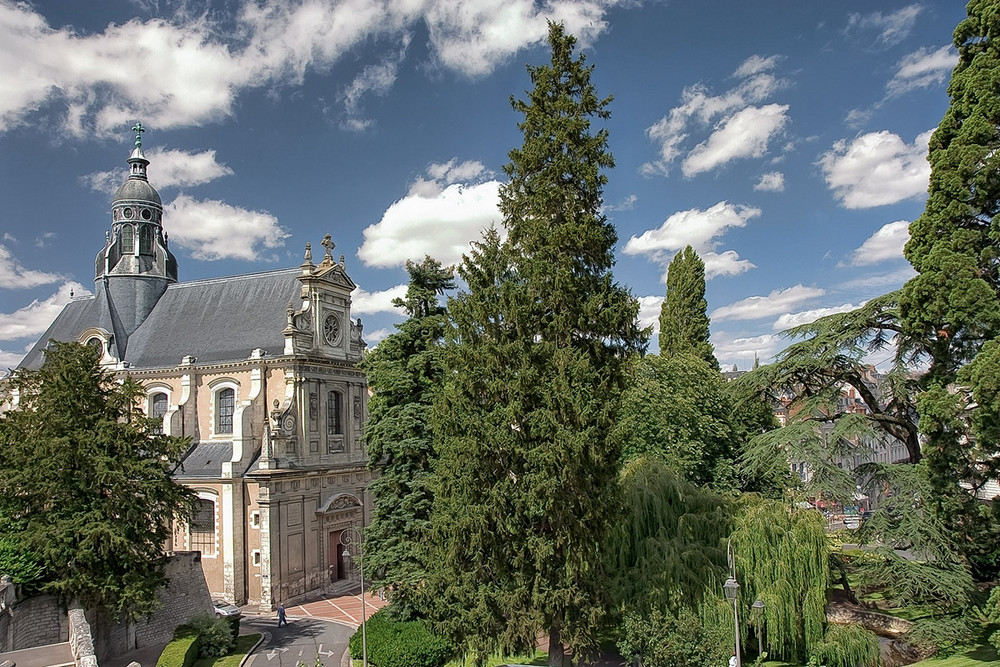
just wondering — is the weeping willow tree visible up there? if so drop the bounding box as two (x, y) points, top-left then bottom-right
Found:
(608, 457), (732, 667)
(607, 456), (730, 612)
(730, 498), (828, 663)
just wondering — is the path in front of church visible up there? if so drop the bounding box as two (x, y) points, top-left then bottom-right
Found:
(244, 591), (387, 667)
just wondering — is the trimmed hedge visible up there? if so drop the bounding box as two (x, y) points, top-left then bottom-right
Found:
(349, 608), (453, 667)
(156, 624), (201, 667)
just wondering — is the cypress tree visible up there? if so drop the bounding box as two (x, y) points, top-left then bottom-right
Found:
(899, 0), (1000, 575)
(429, 23), (645, 665)
(360, 256), (453, 614)
(658, 245), (717, 369)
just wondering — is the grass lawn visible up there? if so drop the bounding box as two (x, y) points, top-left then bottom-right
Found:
(907, 644), (1000, 667)
(444, 649), (548, 667)
(192, 633), (263, 667)
(758, 643), (1000, 667)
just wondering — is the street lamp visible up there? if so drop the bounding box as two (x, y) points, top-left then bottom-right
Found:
(724, 539), (742, 667)
(723, 576), (741, 667)
(751, 599), (765, 658)
(341, 526), (367, 667)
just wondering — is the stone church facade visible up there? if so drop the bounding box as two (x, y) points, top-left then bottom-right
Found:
(20, 131), (371, 610)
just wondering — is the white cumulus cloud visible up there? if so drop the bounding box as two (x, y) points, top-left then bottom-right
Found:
(847, 220), (910, 266)
(358, 160), (502, 268)
(84, 148), (234, 193)
(351, 284), (408, 315)
(773, 303), (860, 331)
(0, 281), (90, 342)
(0, 244), (65, 289)
(682, 104), (789, 177)
(163, 195), (290, 261)
(0, 0), (624, 136)
(643, 54), (788, 177)
(887, 45), (957, 97)
(712, 332), (782, 369)
(754, 171), (785, 192)
(847, 5), (922, 46)
(819, 130), (932, 209)
(712, 284), (825, 321)
(623, 201), (759, 280)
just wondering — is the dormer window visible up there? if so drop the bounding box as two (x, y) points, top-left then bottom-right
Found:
(86, 337), (103, 354)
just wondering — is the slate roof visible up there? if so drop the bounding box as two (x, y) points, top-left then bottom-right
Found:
(18, 267), (302, 371)
(174, 440), (260, 479)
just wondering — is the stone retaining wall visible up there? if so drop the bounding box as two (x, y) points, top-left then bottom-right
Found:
(826, 602), (913, 636)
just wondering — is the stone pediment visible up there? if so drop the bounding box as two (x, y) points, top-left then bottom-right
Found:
(316, 493), (362, 514)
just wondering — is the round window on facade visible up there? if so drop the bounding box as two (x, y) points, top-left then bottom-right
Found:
(123, 207), (134, 219)
(140, 208), (152, 220)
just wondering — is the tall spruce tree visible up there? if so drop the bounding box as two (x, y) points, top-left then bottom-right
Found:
(899, 0), (1000, 576)
(360, 256), (453, 615)
(0, 342), (194, 620)
(658, 246), (717, 369)
(429, 23), (644, 665)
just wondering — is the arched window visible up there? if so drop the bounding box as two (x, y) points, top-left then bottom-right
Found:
(189, 498), (217, 556)
(121, 224), (134, 253)
(139, 225), (154, 255)
(327, 391), (342, 435)
(149, 392), (168, 434)
(216, 387), (235, 435)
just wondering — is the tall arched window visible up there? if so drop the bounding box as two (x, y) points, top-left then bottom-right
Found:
(327, 391), (342, 435)
(216, 387), (235, 435)
(189, 498), (217, 556)
(121, 224), (134, 253)
(139, 224), (153, 255)
(149, 392), (168, 434)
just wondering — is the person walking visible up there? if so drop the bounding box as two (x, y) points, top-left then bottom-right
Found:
(728, 651), (737, 667)
(277, 603), (288, 627)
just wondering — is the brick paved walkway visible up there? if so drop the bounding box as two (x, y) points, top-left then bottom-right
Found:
(283, 590), (388, 627)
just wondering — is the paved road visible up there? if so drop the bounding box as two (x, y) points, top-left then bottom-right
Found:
(0, 641), (74, 667)
(244, 615), (354, 667)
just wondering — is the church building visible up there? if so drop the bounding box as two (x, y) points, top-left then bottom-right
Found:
(19, 127), (371, 610)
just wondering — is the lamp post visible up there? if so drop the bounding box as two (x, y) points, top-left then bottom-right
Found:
(751, 599), (765, 658)
(724, 540), (742, 667)
(341, 526), (367, 667)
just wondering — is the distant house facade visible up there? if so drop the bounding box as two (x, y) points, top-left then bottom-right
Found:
(19, 133), (371, 609)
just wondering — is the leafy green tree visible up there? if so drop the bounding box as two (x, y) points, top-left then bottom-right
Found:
(730, 498), (829, 664)
(0, 341), (194, 620)
(360, 256), (454, 614)
(428, 23), (644, 666)
(606, 456), (730, 614)
(898, 0), (1000, 576)
(619, 354), (735, 486)
(658, 246), (717, 369)
(737, 292), (920, 468)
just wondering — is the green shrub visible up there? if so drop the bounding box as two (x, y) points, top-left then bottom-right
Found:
(349, 608), (454, 667)
(188, 612), (235, 658)
(156, 624), (201, 667)
(808, 624), (880, 667)
(616, 606), (730, 667)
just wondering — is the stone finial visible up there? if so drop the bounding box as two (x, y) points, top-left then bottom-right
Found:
(339, 254), (345, 267)
(286, 302), (295, 325)
(304, 242), (313, 264)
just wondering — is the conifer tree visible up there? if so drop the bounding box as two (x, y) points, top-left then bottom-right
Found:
(658, 246), (717, 369)
(899, 0), (1000, 575)
(0, 341), (194, 620)
(429, 23), (644, 665)
(360, 257), (454, 614)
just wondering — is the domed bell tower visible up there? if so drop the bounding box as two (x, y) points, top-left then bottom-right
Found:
(94, 123), (178, 358)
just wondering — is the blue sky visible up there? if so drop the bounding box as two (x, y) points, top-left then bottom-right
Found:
(0, 0), (965, 370)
